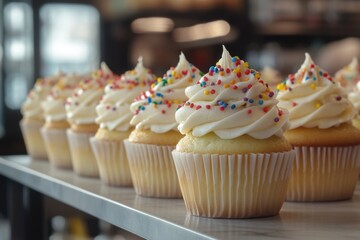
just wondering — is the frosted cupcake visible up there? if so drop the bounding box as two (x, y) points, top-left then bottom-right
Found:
(41, 73), (82, 168)
(91, 57), (156, 186)
(173, 46), (294, 218)
(66, 63), (118, 177)
(124, 53), (202, 198)
(335, 58), (360, 129)
(277, 53), (360, 201)
(20, 73), (63, 159)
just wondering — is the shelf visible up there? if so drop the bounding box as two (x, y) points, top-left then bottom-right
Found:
(1, 155), (360, 240)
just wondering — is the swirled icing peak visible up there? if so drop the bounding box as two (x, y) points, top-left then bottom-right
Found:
(66, 62), (119, 125)
(277, 53), (354, 129)
(175, 46), (289, 139)
(130, 52), (203, 133)
(95, 57), (156, 131)
(21, 72), (64, 120)
(42, 73), (83, 122)
(335, 57), (359, 92)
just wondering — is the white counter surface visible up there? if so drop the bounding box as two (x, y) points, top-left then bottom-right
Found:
(0, 155), (359, 240)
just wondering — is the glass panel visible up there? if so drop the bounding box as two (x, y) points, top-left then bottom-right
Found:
(39, 4), (100, 76)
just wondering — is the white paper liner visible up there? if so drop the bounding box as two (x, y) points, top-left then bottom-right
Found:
(41, 127), (72, 169)
(90, 137), (132, 187)
(286, 145), (360, 202)
(172, 150), (295, 218)
(66, 129), (99, 178)
(124, 140), (182, 198)
(20, 120), (48, 160)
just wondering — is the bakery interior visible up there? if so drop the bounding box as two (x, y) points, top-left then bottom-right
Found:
(0, 0), (359, 239)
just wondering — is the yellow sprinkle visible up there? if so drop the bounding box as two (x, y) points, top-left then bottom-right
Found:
(188, 78), (193, 83)
(310, 83), (316, 90)
(172, 70), (176, 76)
(277, 83), (285, 91)
(230, 80), (236, 85)
(204, 90), (210, 95)
(233, 68), (240, 74)
(151, 93), (155, 98)
(255, 73), (261, 79)
(224, 84), (230, 88)
(157, 77), (162, 83)
(220, 72), (224, 76)
(168, 79), (173, 84)
(151, 83), (155, 88)
(315, 103), (321, 108)
(243, 62), (249, 68)
(262, 93), (268, 100)
(173, 100), (180, 104)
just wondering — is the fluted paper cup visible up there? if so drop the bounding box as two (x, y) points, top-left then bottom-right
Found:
(124, 140), (182, 198)
(66, 129), (99, 178)
(41, 127), (72, 169)
(172, 150), (295, 218)
(286, 145), (360, 202)
(20, 120), (48, 160)
(90, 137), (132, 187)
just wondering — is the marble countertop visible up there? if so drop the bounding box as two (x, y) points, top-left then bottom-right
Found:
(0, 155), (359, 240)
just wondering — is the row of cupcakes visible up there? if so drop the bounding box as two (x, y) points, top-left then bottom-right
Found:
(20, 46), (360, 219)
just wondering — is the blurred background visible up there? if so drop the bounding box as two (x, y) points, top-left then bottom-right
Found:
(0, 0), (360, 155)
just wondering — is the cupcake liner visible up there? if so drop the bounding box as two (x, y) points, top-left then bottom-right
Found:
(41, 127), (72, 169)
(124, 140), (182, 198)
(172, 150), (295, 218)
(20, 120), (48, 160)
(66, 129), (99, 178)
(286, 145), (360, 202)
(90, 137), (132, 187)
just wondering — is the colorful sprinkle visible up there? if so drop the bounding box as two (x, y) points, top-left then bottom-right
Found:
(206, 105), (211, 109)
(274, 117), (279, 122)
(196, 105), (202, 110)
(210, 89), (216, 94)
(231, 104), (236, 109)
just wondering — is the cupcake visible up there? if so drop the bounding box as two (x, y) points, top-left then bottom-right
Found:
(66, 63), (118, 177)
(261, 66), (283, 89)
(335, 58), (360, 129)
(90, 57), (156, 186)
(41, 73), (82, 168)
(20, 73), (63, 159)
(172, 46), (294, 218)
(277, 53), (360, 202)
(124, 52), (202, 198)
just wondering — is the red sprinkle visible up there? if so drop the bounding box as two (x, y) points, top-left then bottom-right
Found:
(232, 85), (238, 90)
(106, 106), (111, 110)
(323, 72), (328, 77)
(310, 64), (315, 68)
(237, 72), (242, 78)
(220, 106), (225, 111)
(247, 109), (252, 114)
(210, 89), (216, 94)
(245, 69), (250, 75)
(204, 76), (208, 82)
(226, 68), (231, 74)
(190, 103), (194, 108)
(206, 105), (211, 109)
(292, 102), (297, 107)
(217, 80), (222, 85)
(196, 105), (202, 110)
(247, 84), (252, 89)
(278, 110), (283, 116)
(263, 107), (269, 113)
(182, 70), (188, 75)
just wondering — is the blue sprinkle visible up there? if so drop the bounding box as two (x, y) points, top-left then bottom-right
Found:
(249, 99), (254, 103)
(319, 71), (323, 76)
(222, 103), (228, 108)
(159, 101), (163, 104)
(218, 100), (224, 105)
(209, 66), (215, 71)
(231, 104), (236, 109)
(156, 93), (164, 97)
(168, 74), (172, 77)
(313, 77), (316, 81)
(258, 99), (264, 105)
(232, 57), (237, 62)
(200, 81), (206, 87)
(147, 97), (152, 103)
(191, 74), (195, 78)
(305, 76), (310, 80)
(141, 106), (145, 110)
(214, 68), (219, 73)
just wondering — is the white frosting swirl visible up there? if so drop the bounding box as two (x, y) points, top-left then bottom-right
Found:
(335, 57), (359, 92)
(277, 53), (354, 129)
(95, 57), (156, 131)
(130, 53), (202, 133)
(176, 46), (288, 139)
(66, 63), (118, 125)
(42, 73), (82, 122)
(21, 73), (64, 120)
(349, 82), (360, 120)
